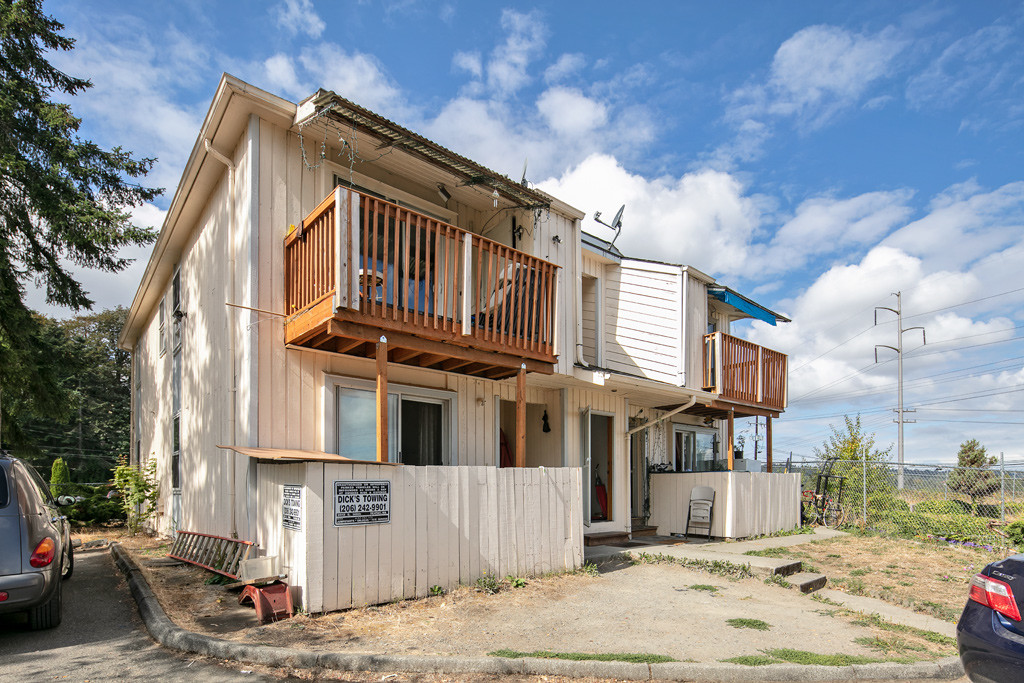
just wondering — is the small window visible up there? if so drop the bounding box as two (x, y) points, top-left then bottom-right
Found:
(159, 299), (166, 356)
(171, 269), (182, 351)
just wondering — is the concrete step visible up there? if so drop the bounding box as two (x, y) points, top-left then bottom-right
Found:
(584, 531), (630, 547)
(631, 525), (658, 537)
(788, 571), (827, 593)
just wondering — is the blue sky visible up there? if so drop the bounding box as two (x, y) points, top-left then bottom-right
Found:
(34, 0), (1024, 464)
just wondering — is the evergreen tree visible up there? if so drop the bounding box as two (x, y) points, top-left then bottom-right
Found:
(0, 0), (160, 445)
(13, 308), (130, 482)
(947, 439), (998, 507)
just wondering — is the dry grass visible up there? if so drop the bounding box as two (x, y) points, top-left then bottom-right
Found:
(785, 533), (995, 621)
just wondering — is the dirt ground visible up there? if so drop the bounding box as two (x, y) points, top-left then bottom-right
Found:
(77, 528), (959, 668)
(749, 533), (997, 622)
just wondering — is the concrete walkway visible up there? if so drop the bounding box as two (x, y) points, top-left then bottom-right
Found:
(585, 527), (956, 639)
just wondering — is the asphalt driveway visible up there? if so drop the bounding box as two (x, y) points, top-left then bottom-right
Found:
(0, 550), (272, 682)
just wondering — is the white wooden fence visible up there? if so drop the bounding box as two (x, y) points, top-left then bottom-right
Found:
(648, 472), (801, 539)
(257, 462), (583, 613)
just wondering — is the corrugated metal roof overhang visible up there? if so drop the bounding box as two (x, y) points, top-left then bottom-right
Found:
(303, 90), (562, 212)
(218, 445), (400, 465)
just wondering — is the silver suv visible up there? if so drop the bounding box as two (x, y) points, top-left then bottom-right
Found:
(0, 452), (73, 629)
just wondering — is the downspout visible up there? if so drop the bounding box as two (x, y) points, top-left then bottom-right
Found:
(204, 139), (239, 539)
(574, 219), (588, 368)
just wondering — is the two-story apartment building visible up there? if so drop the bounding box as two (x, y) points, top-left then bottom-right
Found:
(119, 74), (797, 613)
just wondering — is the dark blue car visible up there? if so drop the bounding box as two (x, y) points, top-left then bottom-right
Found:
(957, 554), (1024, 682)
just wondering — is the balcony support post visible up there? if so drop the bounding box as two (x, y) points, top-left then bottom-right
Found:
(727, 409), (735, 471)
(376, 336), (388, 463)
(516, 363), (526, 468)
(766, 416), (773, 473)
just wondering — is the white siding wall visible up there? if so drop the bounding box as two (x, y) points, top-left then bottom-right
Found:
(135, 129), (253, 538)
(648, 472), (801, 538)
(258, 462), (583, 613)
(684, 273), (708, 390)
(580, 275), (598, 365)
(603, 261), (682, 385)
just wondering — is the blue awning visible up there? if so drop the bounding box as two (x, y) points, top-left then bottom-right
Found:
(707, 287), (789, 326)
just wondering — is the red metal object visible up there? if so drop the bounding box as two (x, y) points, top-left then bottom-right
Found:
(239, 581), (293, 624)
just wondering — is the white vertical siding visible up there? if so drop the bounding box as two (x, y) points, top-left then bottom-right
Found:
(647, 472), (801, 539)
(684, 274), (708, 390)
(260, 463), (583, 613)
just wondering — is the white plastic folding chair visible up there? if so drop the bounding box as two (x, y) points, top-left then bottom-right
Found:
(684, 485), (715, 540)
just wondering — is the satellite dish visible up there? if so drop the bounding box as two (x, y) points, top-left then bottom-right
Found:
(593, 204), (625, 246)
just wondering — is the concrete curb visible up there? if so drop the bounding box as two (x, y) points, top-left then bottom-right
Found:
(110, 543), (965, 681)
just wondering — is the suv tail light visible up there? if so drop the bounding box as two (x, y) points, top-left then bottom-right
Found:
(29, 538), (55, 568)
(970, 573), (1022, 621)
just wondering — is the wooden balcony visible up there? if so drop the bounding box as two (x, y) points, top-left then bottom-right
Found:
(702, 332), (787, 413)
(284, 188), (559, 379)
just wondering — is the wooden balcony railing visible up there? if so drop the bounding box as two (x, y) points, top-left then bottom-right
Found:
(703, 332), (787, 411)
(284, 188), (559, 365)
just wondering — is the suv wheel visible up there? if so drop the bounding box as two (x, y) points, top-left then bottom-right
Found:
(27, 577), (62, 630)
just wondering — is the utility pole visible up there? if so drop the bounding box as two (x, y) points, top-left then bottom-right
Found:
(875, 291), (926, 490)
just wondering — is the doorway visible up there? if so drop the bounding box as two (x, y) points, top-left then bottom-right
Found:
(498, 400), (561, 468)
(581, 410), (614, 524)
(630, 428), (649, 522)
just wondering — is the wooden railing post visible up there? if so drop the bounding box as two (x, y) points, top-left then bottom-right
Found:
(715, 331), (723, 394)
(376, 335), (388, 463)
(756, 345), (763, 403)
(461, 235), (473, 336)
(515, 363), (526, 468)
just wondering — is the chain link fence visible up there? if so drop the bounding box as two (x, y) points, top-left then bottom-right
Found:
(783, 458), (1024, 548)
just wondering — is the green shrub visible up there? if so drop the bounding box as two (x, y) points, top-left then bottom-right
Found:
(913, 500), (969, 515)
(871, 509), (992, 542)
(49, 458), (72, 499)
(113, 456), (159, 534)
(66, 486), (122, 526)
(1005, 521), (1024, 548)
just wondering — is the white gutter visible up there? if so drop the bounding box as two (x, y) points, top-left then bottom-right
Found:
(203, 138), (239, 539)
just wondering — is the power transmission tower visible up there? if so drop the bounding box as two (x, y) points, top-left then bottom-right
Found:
(874, 291), (926, 490)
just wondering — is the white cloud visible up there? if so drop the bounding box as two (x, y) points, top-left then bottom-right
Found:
(298, 45), (406, 116)
(273, 0), (326, 39)
(536, 87), (608, 136)
(453, 50), (483, 79)
(50, 24), (208, 193)
(718, 24), (905, 164)
(907, 24), (1015, 108)
(752, 190), (915, 273)
(882, 181), (1024, 271)
(263, 53), (308, 100)
(486, 9), (548, 97)
(539, 154), (761, 275)
(544, 53), (586, 83)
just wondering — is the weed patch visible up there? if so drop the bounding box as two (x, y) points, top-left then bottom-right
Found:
(723, 649), (884, 667)
(726, 618), (770, 630)
(743, 546), (791, 558)
(689, 584), (718, 592)
(630, 552), (753, 579)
